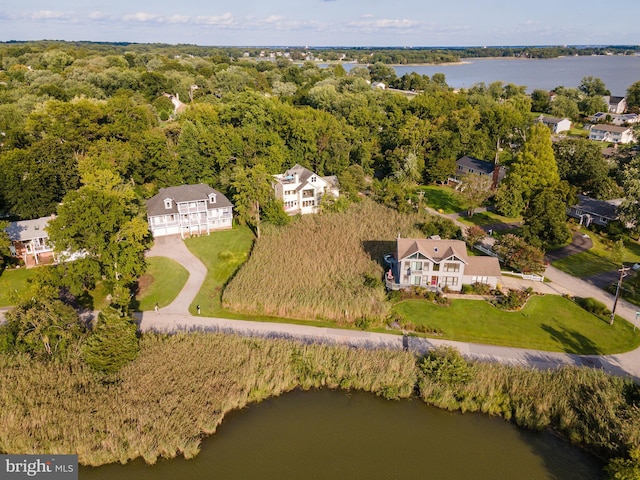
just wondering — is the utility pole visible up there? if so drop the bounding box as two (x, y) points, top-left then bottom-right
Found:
(610, 265), (630, 325)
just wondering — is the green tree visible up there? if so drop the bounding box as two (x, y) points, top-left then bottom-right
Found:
(579, 76), (610, 97)
(230, 164), (274, 238)
(81, 307), (139, 374)
(553, 138), (614, 198)
(458, 173), (493, 216)
(530, 89), (551, 113)
(465, 225), (486, 248)
(550, 95), (580, 120)
(0, 294), (83, 358)
(493, 234), (546, 274)
(578, 95), (608, 116)
(619, 157), (640, 233)
(0, 220), (11, 269)
(522, 184), (572, 249)
(508, 123), (559, 202)
(46, 168), (151, 295)
(626, 81), (640, 112)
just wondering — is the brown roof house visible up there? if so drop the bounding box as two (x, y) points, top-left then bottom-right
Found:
(146, 184), (233, 238)
(385, 237), (502, 291)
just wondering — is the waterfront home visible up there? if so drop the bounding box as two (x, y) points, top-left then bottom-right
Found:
(567, 194), (621, 227)
(272, 164), (339, 215)
(384, 237), (502, 291)
(146, 184), (233, 238)
(535, 115), (572, 134)
(603, 95), (627, 114)
(451, 155), (507, 189)
(587, 124), (636, 144)
(5, 216), (55, 267)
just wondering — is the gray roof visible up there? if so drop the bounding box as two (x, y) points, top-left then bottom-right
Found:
(590, 124), (630, 133)
(465, 256), (502, 277)
(6, 216), (52, 241)
(573, 194), (620, 220)
(146, 184), (232, 217)
(537, 115), (567, 125)
(456, 155), (495, 176)
(397, 238), (469, 264)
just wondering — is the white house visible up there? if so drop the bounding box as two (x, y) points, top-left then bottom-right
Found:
(146, 184), (233, 238)
(603, 95), (627, 114)
(272, 164), (339, 215)
(535, 115), (572, 133)
(590, 112), (640, 126)
(385, 237), (502, 292)
(6, 216), (55, 267)
(588, 124), (636, 144)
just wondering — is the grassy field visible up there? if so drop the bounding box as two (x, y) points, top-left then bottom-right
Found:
(222, 200), (428, 323)
(0, 268), (38, 306)
(417, 185), (467, 213)
(185, 226), (255, 317)
(134, 257), (189, 311)
(392, 295), (640, 354)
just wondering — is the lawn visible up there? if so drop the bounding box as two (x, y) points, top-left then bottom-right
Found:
(552, 228), (640, 277)
(392, 295), (640, 354)
(134, 257), (189, 311)
(0, 268), (38, 306)
(416, 185), (467, 213)
(185, 226), (255, 316)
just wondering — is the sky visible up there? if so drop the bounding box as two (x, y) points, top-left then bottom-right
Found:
(0, 0), (638, 47)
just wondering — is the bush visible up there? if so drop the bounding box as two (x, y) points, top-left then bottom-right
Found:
(461, 284), (475, 294)
(491, 288), (532, 311)
(419, 346), (473, 385)
(575, 297), (610, 317)
(355, 316), (373, 330)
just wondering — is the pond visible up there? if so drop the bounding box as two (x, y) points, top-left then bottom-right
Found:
(81, 389), (604, 479)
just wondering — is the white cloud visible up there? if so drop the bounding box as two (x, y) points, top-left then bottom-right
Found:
(347, 18), (420, 29)
(123, 12), (160, 22)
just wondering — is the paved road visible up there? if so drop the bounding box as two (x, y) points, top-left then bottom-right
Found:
(545, 232), (593, 262)
(146, 236), (206, 315)
(140, 231), (640, 382)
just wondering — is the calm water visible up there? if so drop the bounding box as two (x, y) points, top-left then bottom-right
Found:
(80, 389), (604, 480)
(343, 55), (640, 94)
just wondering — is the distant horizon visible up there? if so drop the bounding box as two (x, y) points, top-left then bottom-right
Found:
(1, 1), (637, 47)
(2, 39), (639, 51)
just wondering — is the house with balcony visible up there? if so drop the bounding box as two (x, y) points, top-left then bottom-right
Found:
(146, 184), (233, 238)
(384, 237), (502, 292)
(272, 164), (339, 215)
(6, 216), (56, 267)
(587, 124), (636, 144)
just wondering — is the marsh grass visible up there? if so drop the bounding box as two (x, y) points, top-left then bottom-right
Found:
(0, 335), (639, 471)
(222, 200), (428, 323)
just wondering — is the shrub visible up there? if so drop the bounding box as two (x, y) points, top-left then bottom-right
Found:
(355, 316), (373, 330)
(461, 284), (474, 294)
(575, 297), (610, 317)
(491, 288), (531, 311)
(419, 346), (473, 385)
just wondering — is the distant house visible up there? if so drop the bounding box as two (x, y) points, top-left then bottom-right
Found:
(272, 164), (339, 215)
(535, 115), (572, 133)
(567, 194), (621, 227)
(146, 184), (233, 238)
(6, 216), (55, 267)
(384, 237), (502, 291)
(603, 95), (627, 114)
(589, 112), (640, 126)
(587, 124), (636, 144)
(452, 155), (507, 189)
(371, 81), (386, 90)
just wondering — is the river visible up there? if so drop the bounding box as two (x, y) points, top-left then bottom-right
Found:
(340, 55), (640, 94)
(80, 389), (604, 480)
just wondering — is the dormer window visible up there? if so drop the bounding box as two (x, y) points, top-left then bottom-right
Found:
(164, 198), (173, 209)
(208, 193), (217, 204)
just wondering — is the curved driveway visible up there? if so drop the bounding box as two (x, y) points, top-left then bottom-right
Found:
(144, 235), (640, 383)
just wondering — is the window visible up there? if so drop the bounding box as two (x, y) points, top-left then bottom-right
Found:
(311, 176), (317, 182)
(164, 198), (172, 209)
(443, 262), (460, 273)
(153, 216), (164, 225)
(412, 276), (421, 286)
(302, 200), (315, 207)
(433, 263), (440, 271)
(442, 276), (459, 286)
(209, 193), (217, 204)
(411, 261), (422, 271)
(285, 190), (296, 196)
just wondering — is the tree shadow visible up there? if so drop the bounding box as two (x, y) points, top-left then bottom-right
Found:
(361, 240), (396, 265)
(540, 323), (602, 355)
